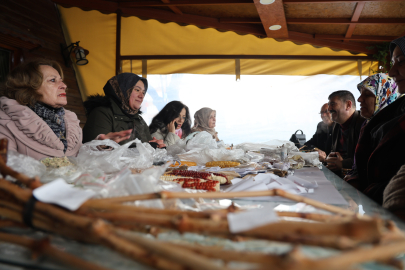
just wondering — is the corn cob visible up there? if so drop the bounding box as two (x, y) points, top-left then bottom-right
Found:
(160, 176), (220, 191)
(160, 175), (189, 181)
(205, 161), (240, 168)
(170, 161), (197, 167)
(169, 170), (228, 184)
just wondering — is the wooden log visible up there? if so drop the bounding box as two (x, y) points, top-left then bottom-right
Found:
(0, 232), (111, 270)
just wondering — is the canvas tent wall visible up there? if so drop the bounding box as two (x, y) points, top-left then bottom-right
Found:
(59, 6), (377, 99)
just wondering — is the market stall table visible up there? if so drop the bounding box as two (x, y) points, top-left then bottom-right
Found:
(1, 166), (404, 270)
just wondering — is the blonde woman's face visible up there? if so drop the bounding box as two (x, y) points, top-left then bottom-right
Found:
(37, 65), (67, 108)
(208, 111), (216, 128)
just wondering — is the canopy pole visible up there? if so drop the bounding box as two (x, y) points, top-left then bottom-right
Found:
(357, 60), (362, 81)
(115, 9), (122, 75)
(142, 59), (147, 78)
(235, 59), (240, 81)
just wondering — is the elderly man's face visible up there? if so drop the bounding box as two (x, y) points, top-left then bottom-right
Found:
(320, 104), (332, 125)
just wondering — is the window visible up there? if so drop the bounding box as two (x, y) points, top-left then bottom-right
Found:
(141, 74), (361, 144)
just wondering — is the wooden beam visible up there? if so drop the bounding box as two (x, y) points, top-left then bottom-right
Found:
(344, 2), (365, 42)
(287, 31), (376, 54)
(53, 1), (375, 54)
(115, 10), (122, 75)
(287, 18), (405, 24)
(253, 0), (289, 39)
(161, 0), (183, 15)
(121, 54), (374, 60)
(315, 34), (397, 41)
(53, 0), (118, 12)
(118, 0), (253, 7)
(284, 0), (402, 3)
(220, 18), (262, 24)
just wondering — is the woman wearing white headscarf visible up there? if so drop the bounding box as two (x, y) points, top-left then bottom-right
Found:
(188, 107), (219, 141)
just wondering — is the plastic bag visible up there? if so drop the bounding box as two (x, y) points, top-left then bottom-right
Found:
(126, 141), (154, 169)
(177, 148), (211, 165)
(236, 140), (298, 153)
(166, 139), (187, 157)
(5, 151), (46, 181)
(178, 148), (245, 166)
(186, 131), (218, 150)
(41, 157), (84, 184)
(289, 151), (321, 167)
(76, 139), (153, 173)
(98, 164), (174, 208)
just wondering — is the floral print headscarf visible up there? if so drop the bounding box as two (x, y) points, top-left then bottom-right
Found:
(357, 73), (398, 118)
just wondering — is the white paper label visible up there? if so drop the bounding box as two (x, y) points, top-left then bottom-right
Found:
(227, 207), (279, 233)
(33, 178), (96, 211)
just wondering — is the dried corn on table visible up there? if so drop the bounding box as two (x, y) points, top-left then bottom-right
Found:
(1, 166), (404, 270)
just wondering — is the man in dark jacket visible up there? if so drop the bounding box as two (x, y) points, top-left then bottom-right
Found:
(326, 90), (365, 173)
(305, 103), (335, 162)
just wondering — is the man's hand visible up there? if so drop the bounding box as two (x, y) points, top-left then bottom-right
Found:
(317, 150), (327, 162)
(98, 129), (132, 144)
(326, 152), (343, 171)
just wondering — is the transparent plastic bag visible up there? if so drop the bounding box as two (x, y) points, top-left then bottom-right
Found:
(166, 139), (187, 157)
(98, 164), (175, 208)
(126, 141), (154, 169)
(5, 151), (46, 181)
(236, 140), (298, 153)
(246, 151), (264, 162)
(178, 148), (245, 166)
(41, 158), (83, 184)
(177, 148), (212, 165)
(186, 131), (218, 150)
(76, 139), (143, 173)
(289, 151), (321, 167)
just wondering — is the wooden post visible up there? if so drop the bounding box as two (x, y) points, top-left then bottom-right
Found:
(115, 9), (122, 75)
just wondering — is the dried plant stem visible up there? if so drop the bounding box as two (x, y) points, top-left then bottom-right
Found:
(276, 211), (353, 223)
(0, 232), (111, 270)
(81, 204), (235, 220)
(87, 189), (358, 217)
(111, 228), (229, 270)
(90, 220), (187, 270)
(150, 241), (285, 264)
(0, 159), (42, 189)
(0, 219), (22, 228)
(306, 240), (405, 270)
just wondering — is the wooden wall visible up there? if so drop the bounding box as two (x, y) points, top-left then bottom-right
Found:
(0, 0), (86, 127)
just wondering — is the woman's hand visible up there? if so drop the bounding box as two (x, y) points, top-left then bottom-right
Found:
(167, 120), (176, 133)
(149, 137), (167, 148)
(98, 129), (132, 144)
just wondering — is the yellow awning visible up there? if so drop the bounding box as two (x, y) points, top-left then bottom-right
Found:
(59, 6), (377, 99)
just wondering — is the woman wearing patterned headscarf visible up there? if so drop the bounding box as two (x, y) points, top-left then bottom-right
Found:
(344, 73), (398, 185)
(189, 107), (219, 141)
(82, 73), (152, 144)
(345, 36), (405, 205)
